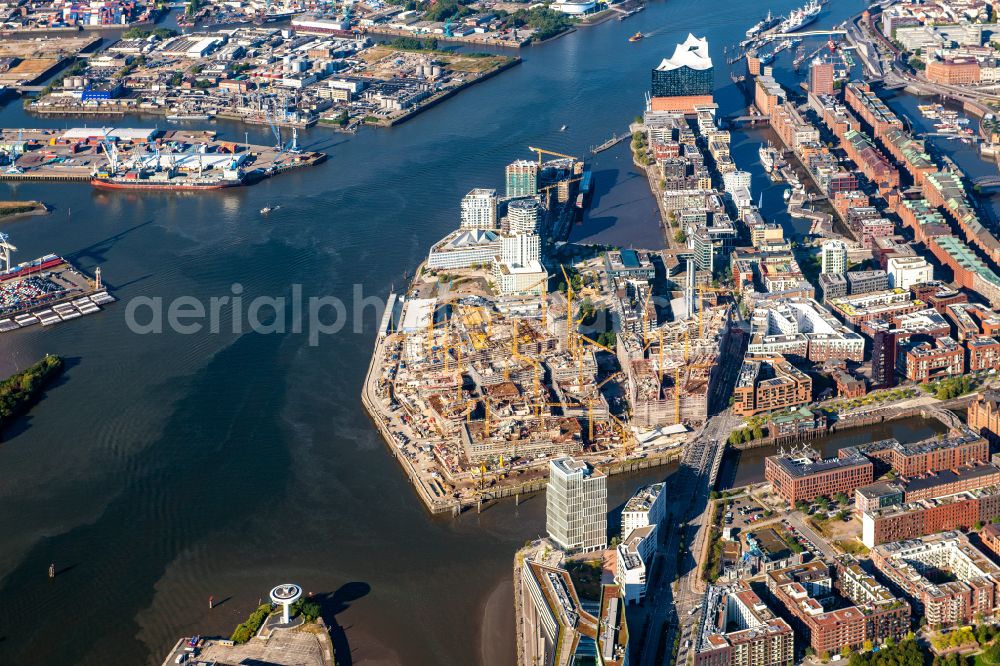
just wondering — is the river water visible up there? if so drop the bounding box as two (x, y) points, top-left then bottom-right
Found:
(0, 0), (923, 664)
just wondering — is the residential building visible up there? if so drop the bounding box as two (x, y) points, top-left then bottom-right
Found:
(732, 354), (812, 417)
(827, 290), (922, 327)
(872, 329), (897, 388)
(506, 160), (538, 198)
(846, 270), (889, 295)
(861, 486), (1000, 548)
(616, 524), (656, 604)
(621, 483), (666, 539)
(968, 336), (1000, 373)
(899, 336), (964, 382)
(870, 533), (998, 627)
(766, 560), (909, 656)
(546, 457), (608, 552)
(695, 582), (795, 666)
(819, 273), (847, 302)
(840, 429), (988, 477)
(747, 299), (864, 362)
(887, 256), (933, 290)
(460, 188), (498, 230)
(821, 239), (848, 275)
(507, 197), (541, 235)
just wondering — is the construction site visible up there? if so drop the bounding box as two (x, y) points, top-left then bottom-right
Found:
(364, 250), (733, 512)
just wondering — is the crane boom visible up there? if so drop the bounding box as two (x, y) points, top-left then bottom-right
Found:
(527, 145), (578, 168)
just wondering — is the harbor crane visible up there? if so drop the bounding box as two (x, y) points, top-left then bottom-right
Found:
(527, 146), (578, 169)
(0, 232), (16, 273)
(98, 128), (121, 174)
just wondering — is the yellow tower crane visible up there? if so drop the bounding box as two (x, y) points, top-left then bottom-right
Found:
(674, 365), (682, 425)
(527, 146), (578, 168)
(585, 374), (620, 443)
(511, 318), (543, 409)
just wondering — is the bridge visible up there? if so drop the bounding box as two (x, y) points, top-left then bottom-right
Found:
(974, 176), (1000, 189)
(725, 115), (770, 127)
(922, 131), (980, 142)
(759, 29), (847, 42)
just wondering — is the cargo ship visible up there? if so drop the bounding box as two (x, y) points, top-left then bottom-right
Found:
(91, 175), (243, 190)
(0, 254), (63, 284)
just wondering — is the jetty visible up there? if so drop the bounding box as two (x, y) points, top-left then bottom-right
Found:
(591, 132), (627, 154)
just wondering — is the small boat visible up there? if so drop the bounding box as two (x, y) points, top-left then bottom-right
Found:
(560, 125), (567, 132)
(260, 204), (279, 215)
(629, 32), (643, 42)
(783, 188), (791, 201)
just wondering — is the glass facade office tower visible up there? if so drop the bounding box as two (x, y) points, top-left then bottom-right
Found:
(546, 457), (607, 552)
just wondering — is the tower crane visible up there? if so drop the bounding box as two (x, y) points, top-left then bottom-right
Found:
(585, 373), (619, 443)
(510, 318), (544, 410)
(527, 146), (578, 168)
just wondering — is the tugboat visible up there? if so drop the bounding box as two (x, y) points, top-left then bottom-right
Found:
(629, 32), (644, 42)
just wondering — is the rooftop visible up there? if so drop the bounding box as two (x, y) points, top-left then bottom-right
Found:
(656, 33), (712, 72)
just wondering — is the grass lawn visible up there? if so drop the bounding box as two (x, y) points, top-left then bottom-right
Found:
(835, 539), (870, 556)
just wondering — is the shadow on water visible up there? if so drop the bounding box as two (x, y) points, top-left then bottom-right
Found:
(314, 582), (371, 666)
(106, 273), (155, 291)
(587, 168), (623, 209)
(64, 219), (155, 266)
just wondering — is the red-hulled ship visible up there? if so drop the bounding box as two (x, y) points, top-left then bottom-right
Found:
(90, 176), (243, 191)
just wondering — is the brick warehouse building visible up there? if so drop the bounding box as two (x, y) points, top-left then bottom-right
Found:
(861, 486), (1000, 547)
(765, 451), (874, 505)
(838, 430), (987, 477)
(969, 390), (1000, 444)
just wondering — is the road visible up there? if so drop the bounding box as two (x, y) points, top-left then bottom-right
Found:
(631, 324), (746, 666)
(784, 510), (838, 560)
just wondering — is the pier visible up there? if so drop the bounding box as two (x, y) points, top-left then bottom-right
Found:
(590, 132), (627, 154)
(0, 127), (325, 189)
